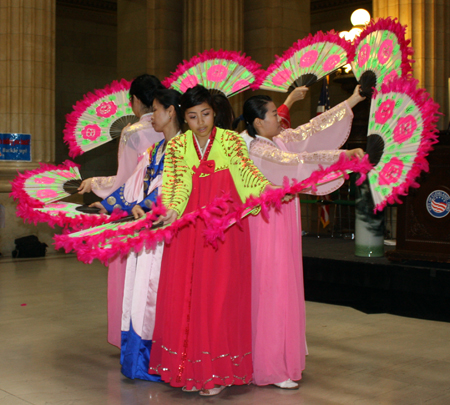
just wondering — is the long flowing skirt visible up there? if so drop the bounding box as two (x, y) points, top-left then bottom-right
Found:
(120, 245), (163, 381)
(250, 198), (307, 385)
(107, 256), (126, 348)
(149, 169), (253, 390)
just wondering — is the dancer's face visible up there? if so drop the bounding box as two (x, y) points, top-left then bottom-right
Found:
(184, 102), (215, 140)
(256, 102), (282, 139)
(151, 99), (172, 133)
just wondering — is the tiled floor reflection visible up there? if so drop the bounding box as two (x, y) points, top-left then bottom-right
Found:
(1, 255), (449, 404)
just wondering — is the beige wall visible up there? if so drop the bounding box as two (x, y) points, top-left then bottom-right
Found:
(244, 0), (311, 129)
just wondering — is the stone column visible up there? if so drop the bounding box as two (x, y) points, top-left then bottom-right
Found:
(183, 0), (243, 58)
(0, 0), (55, 168)
(183, 0), (244, 126)
(244, 0), (311, 126)
(0, 0), (56, 254)
(373, 0), (450, 129)
(117, 0), (183, 81)
(147, 0), (184, 79)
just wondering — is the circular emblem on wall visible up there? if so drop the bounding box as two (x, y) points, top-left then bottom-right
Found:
(426, 190), (450, 218)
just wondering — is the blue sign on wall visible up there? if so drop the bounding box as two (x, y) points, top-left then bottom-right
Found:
(0, 133), (31, 161)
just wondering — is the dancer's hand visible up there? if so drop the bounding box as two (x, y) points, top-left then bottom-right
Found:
(89, 201), (107, 214)
(78, 178), (93, 194)
(154, 209), (178, 226)
(131, 205), (145, 219)
(345, 148), (365, 160)
(347, 85), (366, 108)
(283, 86), (309, 110)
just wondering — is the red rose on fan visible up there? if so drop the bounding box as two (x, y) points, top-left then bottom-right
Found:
(358, 44), (371, 66)
(378, 39), (393, 65)
(375, 99), (395, 124)
(379, 157), (404, 185)
(300, 50), (319, 68)
(393, 115), (417, 144)
(272, 69), (292, 86)
(323, 54), (341, 71)
(56, 171), (75, 178)
(36, 189), (59, 199)
(35, 176), (55, 185)
(180, 75), (199, 92)
(383, 70), (398, 85)
(96, 101), (117, 118)
(206, 64), (228, 82)
(81, 124), (101, 141)
(231, 79), (250, 94)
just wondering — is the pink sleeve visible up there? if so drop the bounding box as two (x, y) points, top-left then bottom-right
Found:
(274, 101), (353, 154)
(91, 123), (163, 199)
(249, 138), (345, 196)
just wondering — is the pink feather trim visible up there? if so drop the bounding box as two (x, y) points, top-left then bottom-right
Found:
(252, 30), (355, 90)
(63, 78), (132, 158)
(372, 77), (440, 212)
(55, 156), (373, 264)
(162, 49), (263, 90)
(16, 201), (128, 232)
(10, 160), (80, 207)
(354, 17), (414, 80)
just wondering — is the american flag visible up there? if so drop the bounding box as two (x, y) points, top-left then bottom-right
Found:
(317, 76), (331, 228)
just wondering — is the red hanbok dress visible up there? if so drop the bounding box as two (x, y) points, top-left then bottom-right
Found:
(149, 127), (270, 390)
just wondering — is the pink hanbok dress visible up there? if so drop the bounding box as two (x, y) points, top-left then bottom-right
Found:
(244, 101), (354, 385)
(90, 113), (163, 347)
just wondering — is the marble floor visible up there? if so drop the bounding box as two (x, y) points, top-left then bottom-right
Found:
(1, 255), (450, 405)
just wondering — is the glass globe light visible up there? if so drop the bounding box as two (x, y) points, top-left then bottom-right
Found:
(351, 9), (371, 26)
(349, 27), (363, 40)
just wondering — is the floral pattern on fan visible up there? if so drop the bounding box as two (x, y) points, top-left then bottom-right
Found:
(10, 160), (82, 206)
(253, 30), (355, 92)
(64, 79), (138, 158)
(366, 78), (440, 212)
(352, 17), (414, 99)
(162, 49), (263, 97)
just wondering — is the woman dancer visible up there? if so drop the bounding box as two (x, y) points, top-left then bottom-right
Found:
(90, 89), (183, 380)
(77, 74), (164, 348)
(149, 85), (273, 396)
(235, 85), (365, 389)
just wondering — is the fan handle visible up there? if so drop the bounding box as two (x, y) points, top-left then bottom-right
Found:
(109, 115), (140, 140)
(63, 179), (83, 194)
(75, 205), (101, 214)
(295, 73), (318, 88)
(111, 214), (164, 229)
(359, 70), (377, 98)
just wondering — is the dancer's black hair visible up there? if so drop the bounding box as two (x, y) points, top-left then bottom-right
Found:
(153, 89), (184, 130)
(129, 74), (165, 108)
(232, 95), (272, 138)
(213, 93), (235, 130)
(180, 85), (216, 113)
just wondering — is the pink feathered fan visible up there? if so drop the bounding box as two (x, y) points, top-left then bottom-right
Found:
(351, 17), (414, 98)
(365, 78), (439, 212)
(63, 79), (138, 158)
(254, 30), (355, 92)
(163, 49), (262, 96)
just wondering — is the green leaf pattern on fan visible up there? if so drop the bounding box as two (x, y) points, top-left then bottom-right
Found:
(74, 89), (133, 151)
(67, 215), (152, 246)
(367, 91), (424, 206)
(260, 42), (348, 92)
(36, 202), (89, 219)
(171, 58), (256, 96)
(352, 30), (403, 92)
